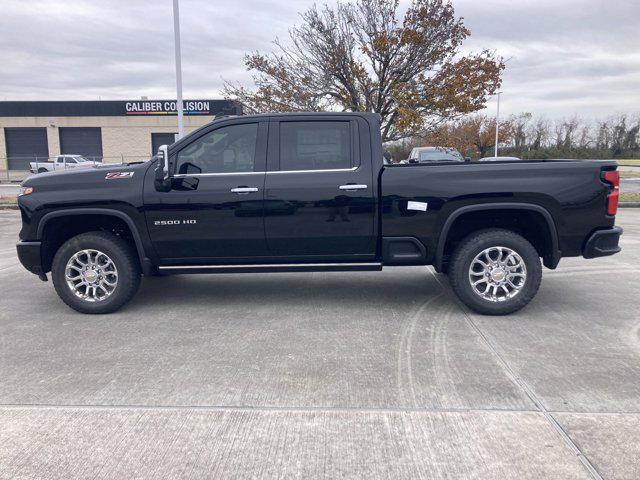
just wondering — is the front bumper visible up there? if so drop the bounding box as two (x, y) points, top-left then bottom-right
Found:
(16, 240), (46, 279)
(583, 226), (623, 259)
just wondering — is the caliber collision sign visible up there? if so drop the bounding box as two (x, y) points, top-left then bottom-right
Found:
(124, 100), (212, 116)
(0, 100), (242, 117)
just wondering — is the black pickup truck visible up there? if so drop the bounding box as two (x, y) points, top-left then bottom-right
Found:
(16, 112), (622, 315)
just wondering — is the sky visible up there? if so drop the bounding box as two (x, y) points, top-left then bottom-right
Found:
(0, 0), (638, 120)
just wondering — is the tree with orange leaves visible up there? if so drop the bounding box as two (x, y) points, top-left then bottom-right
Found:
(223, 0), (504, 142)
(427, 115), (514, 158)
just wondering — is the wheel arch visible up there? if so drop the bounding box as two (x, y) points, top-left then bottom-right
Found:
(37, 208), (147, 271)
(435, 203), (560, 272)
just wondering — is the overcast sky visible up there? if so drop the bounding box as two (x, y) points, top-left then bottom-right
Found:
(1, 0), (638, 119)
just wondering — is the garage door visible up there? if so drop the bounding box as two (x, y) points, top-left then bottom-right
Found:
(59, 128), (103, 161)
(151, 133), (177, 156)
(4, 128), (49, 171)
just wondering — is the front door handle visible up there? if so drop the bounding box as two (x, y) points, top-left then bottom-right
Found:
(231, 187), (259, 194)
(339, 184), (367, 191)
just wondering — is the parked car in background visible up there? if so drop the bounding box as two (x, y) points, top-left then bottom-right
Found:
(479, 156), (522, 162)
(29, 155), (101, 174)
(407, 146), (466, 163)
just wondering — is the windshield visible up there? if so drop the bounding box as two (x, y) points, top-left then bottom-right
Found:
(417, 150), (462, 162)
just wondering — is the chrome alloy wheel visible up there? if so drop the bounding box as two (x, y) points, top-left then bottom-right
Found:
(468, 246), (527, 302)
(65, 249), (118, 302)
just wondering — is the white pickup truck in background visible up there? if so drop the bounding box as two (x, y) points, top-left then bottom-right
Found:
(29, 155), (101, 174)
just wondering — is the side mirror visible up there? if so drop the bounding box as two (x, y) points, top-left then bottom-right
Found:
(154, 145), (172, 192)
(171, 162), (201, 191)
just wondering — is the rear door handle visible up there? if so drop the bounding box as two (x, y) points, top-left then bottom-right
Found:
(231, 187), (259, 194)
(339, 184), (367, 191)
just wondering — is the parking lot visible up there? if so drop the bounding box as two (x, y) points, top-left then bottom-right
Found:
(0, 208), (639, 479)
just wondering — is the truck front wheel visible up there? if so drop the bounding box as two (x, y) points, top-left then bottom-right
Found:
(448, 229), (542, 315)
(51, 232), (141, 314)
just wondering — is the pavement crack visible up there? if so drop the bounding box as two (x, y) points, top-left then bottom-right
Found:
(429, 269), (605, 480)
(0, 402), (540, 414)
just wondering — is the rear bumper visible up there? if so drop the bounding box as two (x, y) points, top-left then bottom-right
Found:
(583, 226), (623, 259)
(16, 240), (46, 278)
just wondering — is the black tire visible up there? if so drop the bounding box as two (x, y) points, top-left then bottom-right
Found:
(51, 231), (141, 314)
(449, 228), (541, 315)
(38, 168), (48, 173)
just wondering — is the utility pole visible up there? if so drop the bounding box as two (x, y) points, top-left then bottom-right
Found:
(494, 91), (501, 158)
(173, 0), (184, 139)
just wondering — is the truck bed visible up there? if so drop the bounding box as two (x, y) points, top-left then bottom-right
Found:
(381, 159), (617, 262)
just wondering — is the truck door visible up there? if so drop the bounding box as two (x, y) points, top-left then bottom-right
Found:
(143, 120), (268, 262)
(263, 117), (376, 258)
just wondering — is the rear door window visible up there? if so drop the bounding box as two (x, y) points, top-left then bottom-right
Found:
(279, 121), (351, 171)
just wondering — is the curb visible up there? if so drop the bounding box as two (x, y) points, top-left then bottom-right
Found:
(0, 205), (18, 210)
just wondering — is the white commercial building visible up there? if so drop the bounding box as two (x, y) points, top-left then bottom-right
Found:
(0, 99), (242, 170)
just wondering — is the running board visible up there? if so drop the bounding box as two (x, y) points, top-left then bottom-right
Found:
(157, 262), (383, 274)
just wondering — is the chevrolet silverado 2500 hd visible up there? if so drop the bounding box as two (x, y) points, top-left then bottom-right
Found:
(16, 112), (622, 314)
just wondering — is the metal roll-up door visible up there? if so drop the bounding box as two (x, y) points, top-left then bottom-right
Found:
(5, 128), (49, 170)
(59, 127), (103, 162)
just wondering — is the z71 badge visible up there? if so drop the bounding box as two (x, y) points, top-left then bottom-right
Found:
(105, 171), (134, 179)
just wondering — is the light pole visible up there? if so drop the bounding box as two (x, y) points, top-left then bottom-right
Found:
(494, 91), (502, 158)
(172, 0), (184, 139)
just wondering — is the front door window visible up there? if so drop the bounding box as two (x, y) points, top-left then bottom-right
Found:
(176, 123), (258, 174)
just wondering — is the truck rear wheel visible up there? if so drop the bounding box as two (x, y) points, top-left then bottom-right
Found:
(448, 229), (541, 315)
(51, 232), (141, 314)
(37, 168), (48, 173)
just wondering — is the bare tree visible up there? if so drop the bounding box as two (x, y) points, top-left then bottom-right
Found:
(577, 124), (592, 149)
(553, 122), (564, 150)
(528, 117), (549, 150)
(626, 126), (640, 151)
(611, 115), (628, 155)
(562, 117), (580, 149)
(595, 121), (607, 149)
(511, 112), (531, 150)
(409, 112), (638, 160)
(224, 0), (504, 142)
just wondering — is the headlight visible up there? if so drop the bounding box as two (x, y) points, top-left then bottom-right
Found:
(18, 186), (34, 196)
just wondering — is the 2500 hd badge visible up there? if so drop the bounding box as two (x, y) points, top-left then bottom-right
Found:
(154, 219), (197, 226)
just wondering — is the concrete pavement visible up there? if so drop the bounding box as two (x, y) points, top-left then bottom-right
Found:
(0, 210), (639, 479)
(621, 177), (640, 193)
(0, 184), (19, 195)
